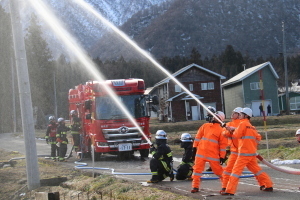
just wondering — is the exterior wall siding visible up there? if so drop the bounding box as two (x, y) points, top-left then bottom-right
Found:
(243, 66), (280, 115)
(223, 83), (244, 118)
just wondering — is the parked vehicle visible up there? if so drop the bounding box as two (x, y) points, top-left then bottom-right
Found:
(68, 78), (158, 160)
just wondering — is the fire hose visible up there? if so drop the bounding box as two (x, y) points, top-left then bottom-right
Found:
(73, 161), (254, 180)
(256, 154), (300, 175)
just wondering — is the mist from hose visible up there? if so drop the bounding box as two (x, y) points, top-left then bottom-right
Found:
(27, 0), (152, 145)
(73, 0), (224, 125)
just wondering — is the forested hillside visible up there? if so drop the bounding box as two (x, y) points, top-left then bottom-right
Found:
(1, 1), (300, 133)
(92, 0), (300, 60)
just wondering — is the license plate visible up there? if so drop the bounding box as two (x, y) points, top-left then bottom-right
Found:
(118, 143), (132, 151)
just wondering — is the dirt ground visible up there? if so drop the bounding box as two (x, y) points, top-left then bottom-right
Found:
(0, 149), (197, 200)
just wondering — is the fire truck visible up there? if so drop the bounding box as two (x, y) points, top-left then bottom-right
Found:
(68, 78), (157, 160)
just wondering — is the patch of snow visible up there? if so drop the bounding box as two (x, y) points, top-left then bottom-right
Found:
(271, 159), (300, 165)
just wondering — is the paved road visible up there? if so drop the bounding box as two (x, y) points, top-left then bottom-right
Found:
(1, 132), (300, 199)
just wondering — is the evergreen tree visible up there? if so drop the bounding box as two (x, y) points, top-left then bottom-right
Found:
(189, 47), (203, 66)
(25, 14), (55, 127)
(0, 6), (17, 132)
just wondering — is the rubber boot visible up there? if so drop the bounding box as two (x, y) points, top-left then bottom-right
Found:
(147, 175), (159, 183)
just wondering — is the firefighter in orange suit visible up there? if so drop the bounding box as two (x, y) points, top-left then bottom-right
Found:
(221, 108), (273, 196)
(191, 111), (227, 193)
(45, 116), (58, 160)
(220, 107), (242, 192)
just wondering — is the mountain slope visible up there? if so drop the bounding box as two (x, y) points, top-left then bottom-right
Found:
(91, 0), (300, 60)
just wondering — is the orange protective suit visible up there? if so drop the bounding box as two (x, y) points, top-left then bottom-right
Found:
(225, 119), (273, 194)
(221, 119), (241, 189)
(192, 122), (227, 189)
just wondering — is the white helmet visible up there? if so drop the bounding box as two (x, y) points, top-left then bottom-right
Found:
(233, 107), (243, 113)
(155, 130), (167, 139)
(70, 110), (77, 115)
(215, 111), (225, 121)
(180, 133), (193, 142)
(49, 116), (55, 121)
(207, 106), (216, 113)
(295, 129), (300, 136)
(57, 118), (65, 123)
(241, 107), (252, 117)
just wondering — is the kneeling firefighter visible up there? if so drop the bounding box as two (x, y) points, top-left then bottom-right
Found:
(176, 133), (194, 180)
(147, 130), (174, 183)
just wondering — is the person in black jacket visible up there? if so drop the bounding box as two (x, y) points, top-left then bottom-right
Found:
(56, 118), (70, 162)
(70, 110), (81, 152)
(147, 130), (174, 183)
(45, 116), (58, 161)
(176, 133), (194, 180)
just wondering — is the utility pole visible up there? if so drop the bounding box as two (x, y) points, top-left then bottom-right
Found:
(53, 70), (57, 118)
(282, 21), (290, 115)
(9, 0), (40, 190)
(11, 56), (17, 133)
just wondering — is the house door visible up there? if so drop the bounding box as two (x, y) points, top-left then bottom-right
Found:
(251, 100), (271, 117)
(191, 106), (199, 120)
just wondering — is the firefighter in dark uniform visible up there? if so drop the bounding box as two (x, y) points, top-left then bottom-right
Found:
(70, 110), (81, 152)
(56, 118), (70, 162)
(45, 116), (58, 161)
(147, 130), (174, 183)
(176, 133), (194, 180)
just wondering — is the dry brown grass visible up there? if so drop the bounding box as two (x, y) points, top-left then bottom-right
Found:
(0, 149), (196, 200)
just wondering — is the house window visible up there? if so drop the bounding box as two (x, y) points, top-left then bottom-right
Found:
(208, 82), (214, 90)
(290, 96), (300, 110)
(201, 82), (214, 90)
(250, 82), (260, 90)
(175, 85), (181, 92)
(189, 84), (193, 91)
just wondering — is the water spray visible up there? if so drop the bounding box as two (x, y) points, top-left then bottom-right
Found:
(67, 2), (300, 177)
(28, 0), (152, 146)
(73, 0), (225, 126)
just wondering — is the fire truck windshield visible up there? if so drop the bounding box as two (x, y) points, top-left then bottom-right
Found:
(95, 95), (147, 120)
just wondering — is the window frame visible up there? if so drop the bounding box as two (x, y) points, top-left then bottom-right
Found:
(201, 82), (214, 90)
(250, 82), (260, 90)
(290, 96), (300, 110)
(175, 85), (181, 92)
(189, 84), (194, 91)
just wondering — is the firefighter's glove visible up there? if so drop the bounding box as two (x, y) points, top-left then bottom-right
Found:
(56, 138), (62, 143)
(46, 138), (49, 144)
(220, 122), (226, 128)
(150, 147), (156, 155)
(220, 157), (227, 165)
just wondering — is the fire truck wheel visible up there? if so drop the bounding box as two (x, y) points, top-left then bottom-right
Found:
(139, 149), (149, 158)
(118, 151), (134, 161)
(94, 152), (101, 161)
